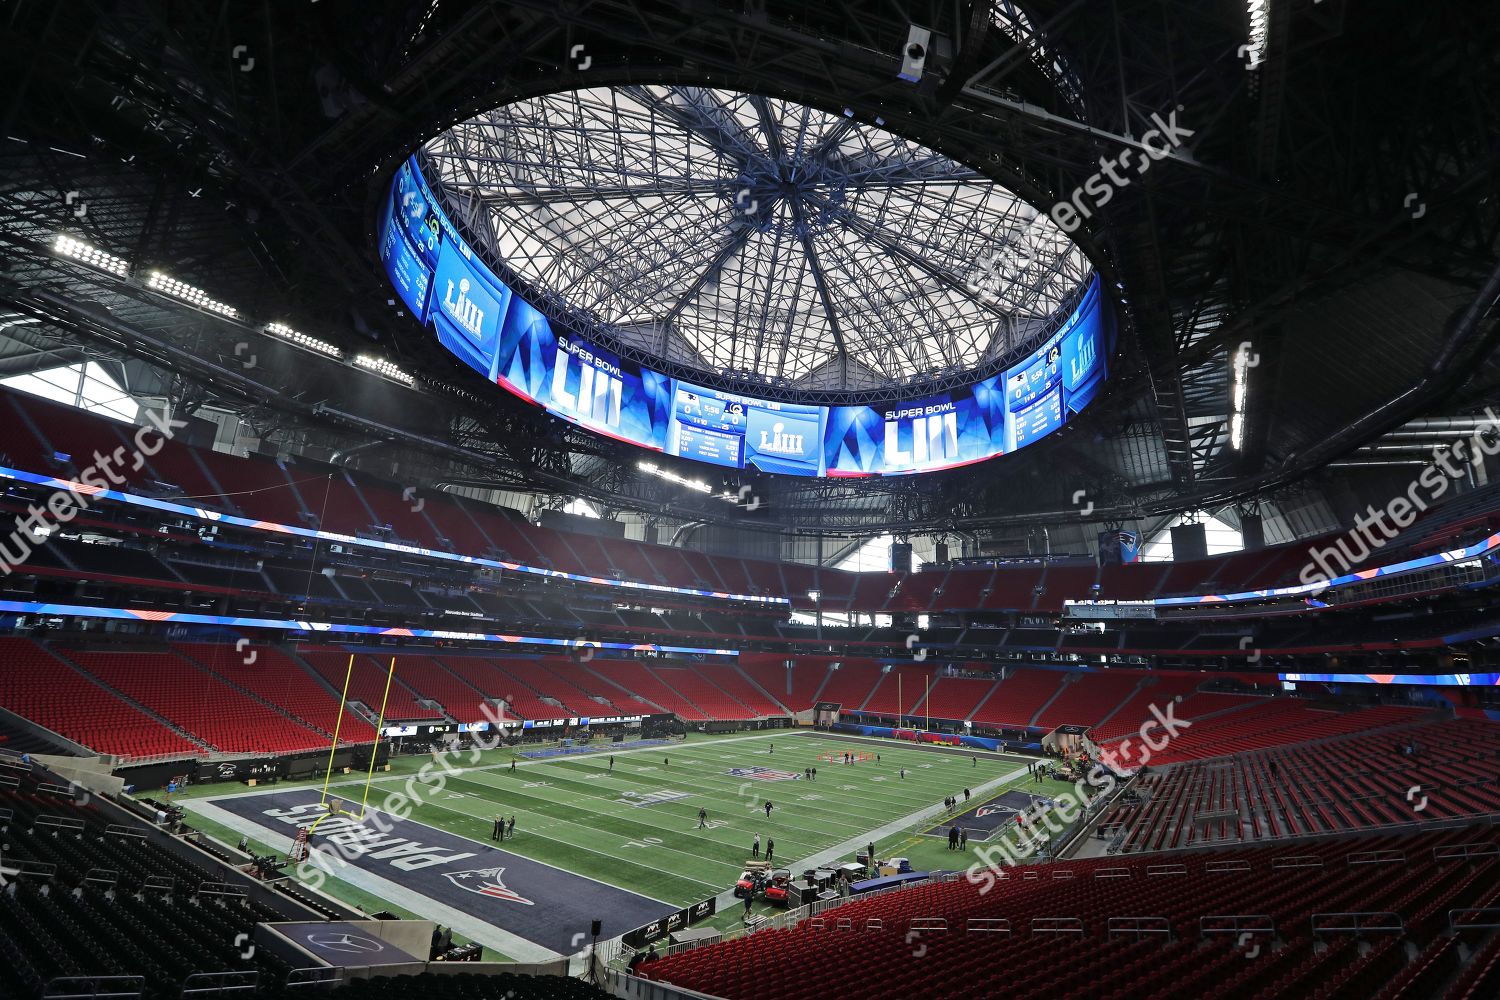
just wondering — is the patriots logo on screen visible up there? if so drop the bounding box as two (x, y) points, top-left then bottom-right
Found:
(726, 767), (801, 782)
(441, 867), (534, 906)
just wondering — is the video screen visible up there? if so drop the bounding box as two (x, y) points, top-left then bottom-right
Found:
(382, 155), (1114, 477)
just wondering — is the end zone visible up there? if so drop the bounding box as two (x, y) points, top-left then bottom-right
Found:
(920, 790), (1055, 842)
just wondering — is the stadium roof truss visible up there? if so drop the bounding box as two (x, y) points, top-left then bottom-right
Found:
(422, 85), (1093, 397)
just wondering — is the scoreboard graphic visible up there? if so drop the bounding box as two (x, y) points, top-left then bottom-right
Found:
(381, 155), (1114, 478)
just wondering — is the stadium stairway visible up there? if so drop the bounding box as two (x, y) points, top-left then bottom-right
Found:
(1026, 670), (1075, 727)
(962, 678), (1003, 724)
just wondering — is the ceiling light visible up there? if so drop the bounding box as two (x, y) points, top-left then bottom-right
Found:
(636, 460), (712, 494)
(353, 354), (416, 386)
(1245, 0), (1269, 69)
(266, 322), (343, 359)
(52, 235), (129, 277)
(146, 270), (239, 318)
(1230, 342), (1253, 450)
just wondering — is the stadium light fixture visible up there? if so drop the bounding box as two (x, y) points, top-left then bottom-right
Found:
(353, 354), (416, 386)
(266, 322), (343, 359)
(1230, 342), (1252, 450)
(52, 234), (130, 277)
(145, 270), (239, 319)
(636, 460), (712, 494)
(1245, 0), (1269, 69)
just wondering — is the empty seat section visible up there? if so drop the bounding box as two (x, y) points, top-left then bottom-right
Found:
(63, 648), (328, 754)
(437, 656), (567, 721)
(352, 478), (441, 544)
(0, 638), (201, 758)
(499, 657), (612, 716)
(695, 665), (786, 716)
(203, 453), (309, 526)
(380, 654), (489, 722)
(1033, 671), (1142, 729)
(970, 668), (1066, 728)
(641, 823), (1500, 1000)
(919, 676), (998, 722)
(296, 649), (441, 720)
(175, 642), (375, 743)
(1090, 674), (1203, 741)
(583, 660), (708, 719)
(860, 665), (939, 716)
(810, 659), (884, 711)
(650, 665), (753, 719)
(739, 654), (828, 712)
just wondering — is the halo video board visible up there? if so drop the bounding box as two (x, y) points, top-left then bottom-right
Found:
(381, 155), (1114, 477)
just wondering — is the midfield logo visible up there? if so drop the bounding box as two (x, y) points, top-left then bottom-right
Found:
(726, 767), (801, 782)
(441, 867), (534, 906)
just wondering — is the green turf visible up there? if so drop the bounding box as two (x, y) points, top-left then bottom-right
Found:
(176, 731), (1063, 944)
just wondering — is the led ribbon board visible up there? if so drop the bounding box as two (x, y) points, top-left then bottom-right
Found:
(1154, 531), (1500, 607)
(0, 465), (786, 606)
(0, 598), (739, 656)
(1280, 672), (1500, 687)
(381, 155), (1115, 478)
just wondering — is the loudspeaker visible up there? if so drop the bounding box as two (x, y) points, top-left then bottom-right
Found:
(590, 919), (602, 937)
(1170, 522), (1208, 562)
(1240, 513), (1265, 551)
(899, 25), (931, 82)
(891, 542), (913, 574)
(934, 541), (949, 563)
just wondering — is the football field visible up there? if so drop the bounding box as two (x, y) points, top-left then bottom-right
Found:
(176, 731), (1069, 960)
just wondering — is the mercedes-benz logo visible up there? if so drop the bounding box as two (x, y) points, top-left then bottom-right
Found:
(305, 931), (385, 955)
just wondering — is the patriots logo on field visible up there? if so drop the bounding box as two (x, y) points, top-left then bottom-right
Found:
(441, 867), (534, 905)
(975, 806), (1015, 819)
(726, 767), (801, 782)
